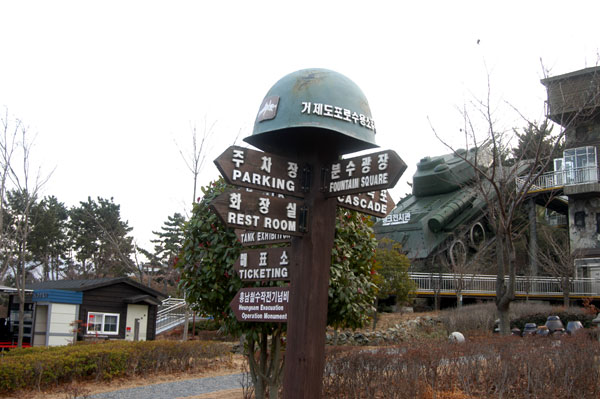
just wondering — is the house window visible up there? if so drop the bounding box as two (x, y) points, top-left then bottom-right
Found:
(87, 312), (119, 335)
(563, 146), (598, 184)
(575, 211), (586, 228)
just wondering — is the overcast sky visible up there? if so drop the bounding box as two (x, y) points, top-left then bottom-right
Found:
(0, 1), (598, 251)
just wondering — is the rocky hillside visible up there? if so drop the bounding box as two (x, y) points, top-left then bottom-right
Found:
(326, 312), (446, 346)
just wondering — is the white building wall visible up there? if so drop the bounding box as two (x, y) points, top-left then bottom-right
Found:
(125, 304), (148, 341)
(47, 303), (78, 346)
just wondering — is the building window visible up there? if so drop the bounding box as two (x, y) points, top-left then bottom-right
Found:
(563, 146), (598, 184)
(575, 211), (586, 228)
(87, 312), (119, 335)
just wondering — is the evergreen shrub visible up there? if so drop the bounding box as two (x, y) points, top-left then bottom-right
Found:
(0, 340), (231, 394)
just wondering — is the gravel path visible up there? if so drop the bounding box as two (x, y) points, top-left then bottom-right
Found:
(90, 373), (245, 399)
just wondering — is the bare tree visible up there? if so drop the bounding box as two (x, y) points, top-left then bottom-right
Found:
(175, 120), (217, 341)
(538, 223), (574, 307)
(7, 120), (52, 348)
(431, 75), (567, 334)
(0, 108), (19, 281)
(176, 120), (217, 203)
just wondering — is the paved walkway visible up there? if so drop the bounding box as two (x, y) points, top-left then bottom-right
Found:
(90, 373), (244, 399)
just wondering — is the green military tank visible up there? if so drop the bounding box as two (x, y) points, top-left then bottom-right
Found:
(374, 147), (492, 270)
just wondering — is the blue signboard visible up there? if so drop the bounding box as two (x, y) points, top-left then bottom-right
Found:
(32, 289), (83, 304)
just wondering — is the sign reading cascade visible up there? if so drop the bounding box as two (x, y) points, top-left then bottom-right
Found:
(324, 149), (406, 197)
(336, 189), (395, 218)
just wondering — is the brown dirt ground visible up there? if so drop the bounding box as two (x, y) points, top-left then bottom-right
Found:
(7, 312), (436, 399)
(6, 354), (246, 399)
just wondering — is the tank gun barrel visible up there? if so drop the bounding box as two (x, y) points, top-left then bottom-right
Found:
(427, 196), (474, 233)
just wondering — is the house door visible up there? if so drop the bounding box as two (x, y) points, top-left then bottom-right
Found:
(33, 305), (48, 347)
(125, 304), (148, 341)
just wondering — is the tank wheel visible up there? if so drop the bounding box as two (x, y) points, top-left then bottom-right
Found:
(469, 222), (486, 249)
(449, 239), (467, 268)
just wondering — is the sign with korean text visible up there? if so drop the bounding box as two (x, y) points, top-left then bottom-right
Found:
(214, 145), (305, 198)
(230, 286), (289, 322)
(336, 189), (395, 218)
(300, 101), (376, 132)
(324, 149), (406, 197)
(234, 247), (292, 282)
(211, 190), (306, 236)
(235, 229), (292, 246)
(381, 212), (411, 226)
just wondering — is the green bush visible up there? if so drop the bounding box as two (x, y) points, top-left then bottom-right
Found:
(0, 340), (232, 394)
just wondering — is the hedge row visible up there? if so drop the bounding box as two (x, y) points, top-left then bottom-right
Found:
(323, 335), (600, 398)
(0, 340), (232, 394)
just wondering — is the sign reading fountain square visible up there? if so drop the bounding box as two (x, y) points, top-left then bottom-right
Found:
(324, 149), (406, 197)
(230, 286), (289, 322)
(210, 189), (306, 236)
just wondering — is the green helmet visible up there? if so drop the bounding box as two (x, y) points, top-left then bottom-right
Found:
(244, 68), (378, 155)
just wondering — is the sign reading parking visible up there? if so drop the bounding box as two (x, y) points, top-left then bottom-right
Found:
(211, 190), (306, 236)
(214, 145), (305, 198)
(324, 149), (406, 197)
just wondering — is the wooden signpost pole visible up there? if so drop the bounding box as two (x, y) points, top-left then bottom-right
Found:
(213, 68), (407, 398)
(283, 149), (337, 399)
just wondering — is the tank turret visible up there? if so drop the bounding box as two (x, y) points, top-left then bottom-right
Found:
(374, 147), (492, 269)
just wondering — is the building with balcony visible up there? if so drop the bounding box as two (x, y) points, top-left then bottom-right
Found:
(519, 66), (600, 279)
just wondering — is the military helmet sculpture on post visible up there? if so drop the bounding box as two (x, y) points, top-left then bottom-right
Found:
(245, 68), (378, 155)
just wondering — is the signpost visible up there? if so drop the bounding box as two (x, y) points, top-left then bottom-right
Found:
(324, 149), (406, 197)
(230, 286), (289, 322)
(210, 189), (306, 236)
(336, 189), (395, 218)
(234, 247), (293, 282)
(208, 69), (408, 399)
(214, 145), (307, 198)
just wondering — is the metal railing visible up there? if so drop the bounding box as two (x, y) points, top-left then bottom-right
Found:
(409, 272), (600, 297)
(156, 297), (187, 334)
(515, 166), (599, 193)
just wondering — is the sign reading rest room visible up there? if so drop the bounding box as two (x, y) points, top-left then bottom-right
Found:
(210, 189), (305, 236)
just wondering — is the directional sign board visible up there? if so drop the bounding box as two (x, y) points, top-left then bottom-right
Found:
(234, 247), (292, 282)
(230, 286), (289, 323)
(324, 149), (406, 197)
(336, 189), (395, 218)
(211, 189), (306, 236)
(214, 145), (305, 198)
(235, 229), (292, 246)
